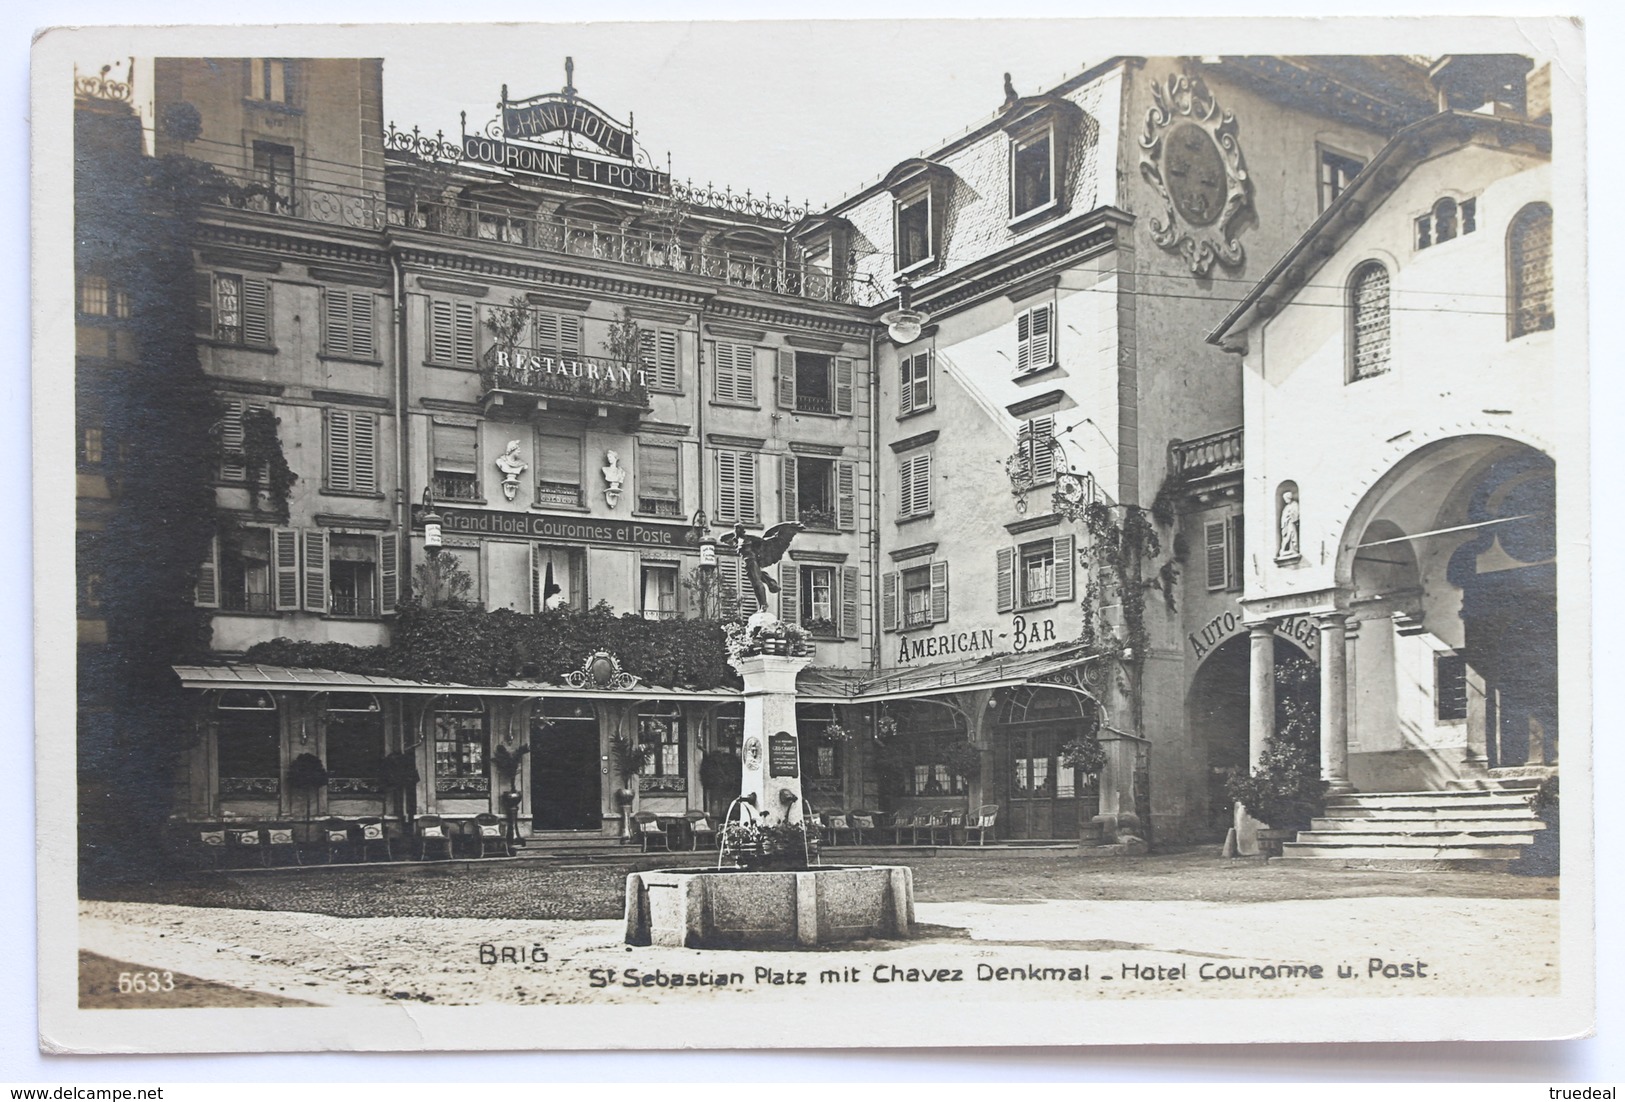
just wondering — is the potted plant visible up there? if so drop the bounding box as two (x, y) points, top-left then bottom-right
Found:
(609, 730), (653, 842)
(286, 752), (329, 824)
(1516, 775), (1559, 875)
(491, 743), (531, 847)
(1060, 735), (1109, 845)
(378, 750), (420, 823)
(1225, 652), (1326, 856)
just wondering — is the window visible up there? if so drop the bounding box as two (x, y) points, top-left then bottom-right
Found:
(636, 442), (681, 516)
(638, 707), (685, 778)
(290, 530), (398, 618)
(709, 340), (758, 406)
(433, 546), (481, 609)
(996, 535), (1075, 612)
(882, 561), (948, 632)
(896, 191), (933, 270)
(898, 349), (932, 416)
(476, 208), (529, 246)
(1436, 653), (1469, 722)
(536, 433), (583, 508)
(799, 566), (836, 634)
(81, 425), (104, 467)
(641, 563), (680, 620)
(323, 288), (376, 359)
(78, 274), (130, 318)
(718, 556), (760, 615)
(218, 527), (274, 613)
(1318, 149), (1364, 211)
(216, 701), (281, 796)
(325, 408), (378, 495)
(325, 695), (384, 792)
(431, 421), (479, 501)
(898, 452), (932, 519)
(1015, 303), (1055, 373)
(1011, 130), (1054, 217)
(777, 350), (855, 416)
(427, 299), (477, 368)
(532, 545), (584, 611)
(640, 328), (681, 392)
(900, 735), (968, 797)
(532, 311), (582, 358)
(328, 533), (380, 619)
(216, 399), (270, 483)
(1348, 261), (1391, 381)
(1204, 514), (1244, 592)
(1509, 202), (1554, 338)
(1416, 196), (1477, 250)
(248, 59), (294, 104)
(198, 273), (271, 347)
(1015, 415), (1057, 487)
(434, 697), (489, 796)
(714, 448), (760, 525)
(781, 455), (854, 532)
(252, 142), (295, 214)
(779, 562), (860, 638)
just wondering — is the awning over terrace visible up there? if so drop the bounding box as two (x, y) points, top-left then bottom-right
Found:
(170, 664), (743, 702)
(794, 642), (1102, 704)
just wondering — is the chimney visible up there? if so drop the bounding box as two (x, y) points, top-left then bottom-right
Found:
(1428, 54), (1535, 118)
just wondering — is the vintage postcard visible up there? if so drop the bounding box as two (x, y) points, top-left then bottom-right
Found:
(33, 17), (1593, 1053)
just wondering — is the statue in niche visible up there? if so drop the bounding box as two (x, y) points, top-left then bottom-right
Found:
(494, 440), (527, 502)
(602, 450), (627, 508)
(1278, 488), (1300, 560)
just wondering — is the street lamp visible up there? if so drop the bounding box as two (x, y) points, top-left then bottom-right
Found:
(693, 509), (717, 569)
(881, 276), (929, 345)
(421, 487), (443, 557)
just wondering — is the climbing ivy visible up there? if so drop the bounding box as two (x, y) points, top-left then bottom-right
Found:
(239, 406), (297, 521)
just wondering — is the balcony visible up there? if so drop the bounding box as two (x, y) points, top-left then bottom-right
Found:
(199, 164), (389, 232)
(1169, 426), (1243, 481)
(535, 481), (583, 509)
(432, 474), (482, 502)
(481, 351), (652, 420)
(391, 197), (880, 307)
(329, 594), (379, 619)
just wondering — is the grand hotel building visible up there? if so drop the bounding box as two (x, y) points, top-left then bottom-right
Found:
(74, 51), (1558, 855)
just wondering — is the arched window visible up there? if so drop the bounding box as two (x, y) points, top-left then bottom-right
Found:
(1349, 261), (1391, 381)
(1509, 202), (1554, 338)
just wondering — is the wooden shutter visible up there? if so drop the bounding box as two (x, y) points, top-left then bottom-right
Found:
(910, 453), (931, 515)
(272, 527), (300, 610)
(739, 451), (759, 524)
(454, 302), (477, 366)
(834, 357), (855, 415)
(194, 534), (220, 608)
(219, 400), (248, 482)
(715, 450), (739, 523)
(1053, 533), (1076, 602)
(779, 561), (799, 623)
(780, 454), (798, 523)
(840, 565), (860, 639)
(1028, 415), (1056, 484)
(898, 355), (914, 416)
(1030, 303), (1052, 368)
(302, 529), (329, 613)
(651, 329), (680, 390)
(776, 348), (796, 410)
(429, 300), (453, 364)
(1230, 514), (1245, 589)
(350, 292), (375, 357)
(708, 341), (731, 403)
(996, 547), (1016, 612)
(529, 544), (541, 613)
(194, 272), (215, 336)
(324, 288), (351, 356)
(326, 409), (353, 491)
(352, 413), (377, 493)
(242, 277), (271, 346)
(881, 570), (898, 633)
(1016, 310), (1032, 372)
(836, 461), (856, 531)
(721, 558), (758, 615)
(1205, 519), (1230, 591)
(930, 561), (949, 623)
(378, 531), (399, 615)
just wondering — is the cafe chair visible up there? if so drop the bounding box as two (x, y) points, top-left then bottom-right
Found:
(965, 804), (1000, 846)
(473, 812), (509, 858)
(196, 824), (228, 869)
(932, 808), (964, 847)
(848, 811), (876, 845)
(633, 811), (670, 852)
(265, 822), (302, 866)
(227, 824), (267, 867)
(684, 810), (717, 850)
(824, 810), (854, 846)
(415, 815), (454, 860)
(356, 817), (392, 862)
(908, 808), (937, 845)
(319, 817), (355, 863)
(888, 808), (915, 845)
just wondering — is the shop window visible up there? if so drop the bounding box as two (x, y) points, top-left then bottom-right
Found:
(197, 273), (271, 347)
(640, 327), (681, 392)
(1011, 129), (1055, 218)
(777, 350), (855, 416)
(531, 545), (584, 611)
(323, 288), (376, 359)
(1348, 261), (1391, 381)
(898, 349), (932, 416)
(898, 452), (932, 519)
(217, 693), (280, 797)
(641, 562), (680, 620)
(536, 432), (583, 508)
(1416, 196), (1477, 250)
(995, 535), (1074, 612)
(1318, 148), (1364, 211)
(426, 299), (477, 368)
(638, 707), (685, 779)
(434, 697), (489, 796)
(709, 340), (758, 406)
(325, 408), (379, 495)
(636, 442), (681, 517)
(1015, 303), (1055, 373)
(1509, 202), (1554, 339)
(1436, 653), (1469, 722)
(325, 694), (384, 794)
(904, 735), (967, 797)
(251, 141), (295, 214)
(714, 448), (760, 526)
(895, 191), (933, 271)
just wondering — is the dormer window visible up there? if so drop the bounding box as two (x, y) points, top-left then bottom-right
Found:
(896, 190), (933, 271)
(881, 159), (953, 276)
(999, 94), (1081, 228)
(791, 215), (856, 303)
(1011, 130), (1055, 218)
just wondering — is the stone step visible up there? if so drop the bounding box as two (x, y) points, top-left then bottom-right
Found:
(1326, 793), (1532, 811)
(1317, 805), (1540, 820)
(1272, 855), (1517, 872)
(1310, 815), (1546, 832)
(1280, 841), (1524, 861)
(1294, 830), (1539, 847)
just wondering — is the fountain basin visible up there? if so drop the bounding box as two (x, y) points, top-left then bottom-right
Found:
(624, 865), (915, 949)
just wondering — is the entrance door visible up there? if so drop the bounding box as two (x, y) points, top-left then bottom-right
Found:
(531, 715), (602, 831)
(1004, 726), (1094, 840)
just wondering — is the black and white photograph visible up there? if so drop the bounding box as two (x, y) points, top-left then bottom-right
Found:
(30, 16), (1593, 1058)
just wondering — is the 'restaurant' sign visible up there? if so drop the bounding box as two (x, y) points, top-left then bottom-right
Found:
(413, 505), (699, 551)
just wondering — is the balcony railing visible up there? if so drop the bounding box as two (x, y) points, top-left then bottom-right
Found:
(535, 481), (583, 509)
(637, 497), (683, 518)
(199, 164), (390, 232)
(432, 474), (481, 501)
(393, 198), (880, 306)
(482, 354), (651, 413)
(221, 590), (274, 614)
(1169, 426), (1244, 480)
(329, 594), (379, 619)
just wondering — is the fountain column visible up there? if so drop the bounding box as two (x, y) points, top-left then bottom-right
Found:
(732, 652), (813, 828)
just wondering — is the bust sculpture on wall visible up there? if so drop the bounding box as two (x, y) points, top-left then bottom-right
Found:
(494, 439), (527, 502)
(602, 450), (627, 508)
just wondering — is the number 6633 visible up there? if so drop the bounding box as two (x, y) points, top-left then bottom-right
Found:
(117, 971), (175, 994)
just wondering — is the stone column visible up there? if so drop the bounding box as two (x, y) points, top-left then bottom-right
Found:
(732, 654), (813, 828)
(1235, 620), (1278, 856)
(1317, 612), (1353, 793)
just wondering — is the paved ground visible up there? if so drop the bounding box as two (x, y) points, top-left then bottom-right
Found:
(77, 850), (1562, 1012)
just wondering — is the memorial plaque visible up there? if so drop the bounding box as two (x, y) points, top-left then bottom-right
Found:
(767, 731), (799, 778)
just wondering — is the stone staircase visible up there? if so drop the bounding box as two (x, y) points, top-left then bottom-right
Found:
(1274, 778), (1549, 870)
